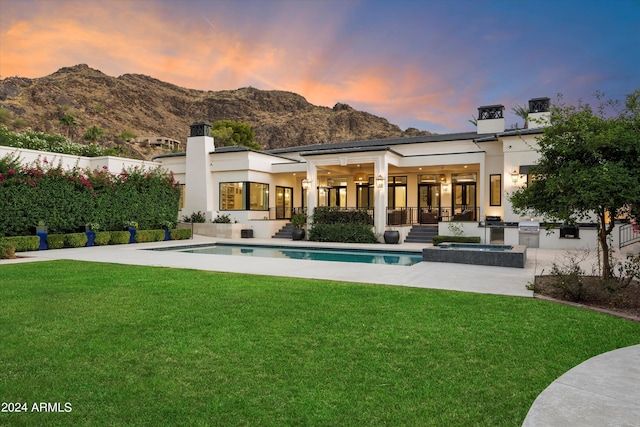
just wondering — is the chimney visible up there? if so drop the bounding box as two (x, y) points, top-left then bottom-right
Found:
(184, 122), (215, 220)
(477, 104), (505, 134)
(527, 97), (550, 129)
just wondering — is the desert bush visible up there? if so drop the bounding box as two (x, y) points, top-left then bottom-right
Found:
(64, 233), (88, 248)
(109, 231), (130, 245)
(431, 236), (481, 245)
(47, 234), (65, 250)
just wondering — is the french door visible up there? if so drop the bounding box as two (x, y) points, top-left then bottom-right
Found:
(275, 186), (293, 219)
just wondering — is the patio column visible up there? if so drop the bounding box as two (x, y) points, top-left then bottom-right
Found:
(373, 157), (388, 239)
(185, 122), (215, 220)
(305, 163), (317, 225)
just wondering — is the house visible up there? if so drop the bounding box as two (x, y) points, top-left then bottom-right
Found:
(151, 97), (637, 250)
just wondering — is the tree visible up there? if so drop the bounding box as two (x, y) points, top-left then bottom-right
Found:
(210, 120), (260, 150)
(510, 90), (640, 280)
(83, 125), (105, 143)
(59, 114), (77, 138)
(511, 103), (529, 128)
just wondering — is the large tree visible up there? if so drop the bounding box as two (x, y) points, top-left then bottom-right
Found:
(210, 120), (260, 150)
(510, 90), (640, 280)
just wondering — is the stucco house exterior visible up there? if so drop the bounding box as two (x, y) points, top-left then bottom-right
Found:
(152, 97), (638, 251)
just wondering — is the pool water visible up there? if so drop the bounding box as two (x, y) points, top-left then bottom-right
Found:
(154, 244), (422, 266)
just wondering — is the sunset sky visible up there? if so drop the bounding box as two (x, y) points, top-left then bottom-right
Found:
(1, 0), (639, 134)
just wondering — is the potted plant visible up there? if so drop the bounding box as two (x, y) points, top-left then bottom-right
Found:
(160, 220), (175, 241)
(291, 213), (306, 241)
(35, 220), (48, 250)
(125, 221), (138, 244)
(85, 222), (100, 247)
(384, 227), (400, 244)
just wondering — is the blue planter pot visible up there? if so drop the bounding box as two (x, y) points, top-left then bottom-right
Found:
(163, 228), (171, 241)
(86, 231), (95, 247)
(36, 231), (48, 250)
(128, 227), (136, 244)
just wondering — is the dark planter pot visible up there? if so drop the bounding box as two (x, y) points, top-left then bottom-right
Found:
(384, 230), (400, 244)
(163, 228), (171, 241)
(292, 228), (306, 241)
(36, 231), (48, 250)
(128, 227), (136, 244)
(86, 231), (95, 247)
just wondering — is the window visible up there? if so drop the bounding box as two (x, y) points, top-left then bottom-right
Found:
(387, 176), (407, 209)
(220, 182), (269, 211)
(490, 174), (501, 206)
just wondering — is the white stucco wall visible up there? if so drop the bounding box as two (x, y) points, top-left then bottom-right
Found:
(0, 145), (161, 172)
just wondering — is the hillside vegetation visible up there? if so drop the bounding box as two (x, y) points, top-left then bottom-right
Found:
(0, 64), (431, 159)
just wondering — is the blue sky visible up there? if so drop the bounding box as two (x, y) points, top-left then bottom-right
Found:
(1, 0), (639, 134)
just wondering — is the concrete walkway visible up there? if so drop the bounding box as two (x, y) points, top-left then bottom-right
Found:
(3, 235), (639, 426)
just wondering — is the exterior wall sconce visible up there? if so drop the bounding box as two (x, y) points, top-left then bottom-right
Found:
(301, 178), (311, 190)
(441, 181), (450, 192)
(510, 171), (519, 184)
(375, 175), (385, 188)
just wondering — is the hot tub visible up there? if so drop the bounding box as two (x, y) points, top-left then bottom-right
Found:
(422, 243), (527, 268)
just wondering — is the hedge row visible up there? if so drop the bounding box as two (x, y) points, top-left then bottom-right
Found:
(311, 207), (372, 225)
(431, 236), (482, 245)
(309, 223), (378, 243)
(0, 229), (192, 259)
(0, 153), (180, 236)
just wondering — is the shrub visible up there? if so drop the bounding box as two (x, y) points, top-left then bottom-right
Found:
(182, 211), (206, 223)
(0, 240), (15, 259)
(64, 232), (88, 248)
(432, 236), (481, 245)
(109, 231), (131, 245)
(312, 207), (372, 225)
(0, 236), (39, 252)
(47, 234), (65, 249)
(309, 223), (377, 243)
(212, 213), (232, 223)
(134, 229), (165, 243)
(171, 228), (192, 240)
(93, 231), (111, 246)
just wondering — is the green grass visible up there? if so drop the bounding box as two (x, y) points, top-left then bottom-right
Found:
(1, 260), (639, 426)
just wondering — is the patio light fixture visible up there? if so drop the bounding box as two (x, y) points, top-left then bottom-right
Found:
(301, 178), (311, 190)
(353, 172), (368, 183)
(510, 171), (519, 184)
(375, 175), (385, 188)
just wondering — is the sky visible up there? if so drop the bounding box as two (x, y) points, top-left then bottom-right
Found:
(1, 0), (639, 134)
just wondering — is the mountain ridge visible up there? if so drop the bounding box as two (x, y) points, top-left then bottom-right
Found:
(0, 64), (432, 159)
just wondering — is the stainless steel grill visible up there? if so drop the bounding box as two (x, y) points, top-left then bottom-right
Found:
(518, 220), (540, 248)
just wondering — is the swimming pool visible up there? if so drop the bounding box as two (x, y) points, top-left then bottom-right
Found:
(152, 243), (423, 266)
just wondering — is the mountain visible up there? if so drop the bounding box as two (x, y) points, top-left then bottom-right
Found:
(0, 64), (431, 159)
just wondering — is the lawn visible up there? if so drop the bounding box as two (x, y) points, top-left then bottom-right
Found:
(1, 260), (639, 426)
